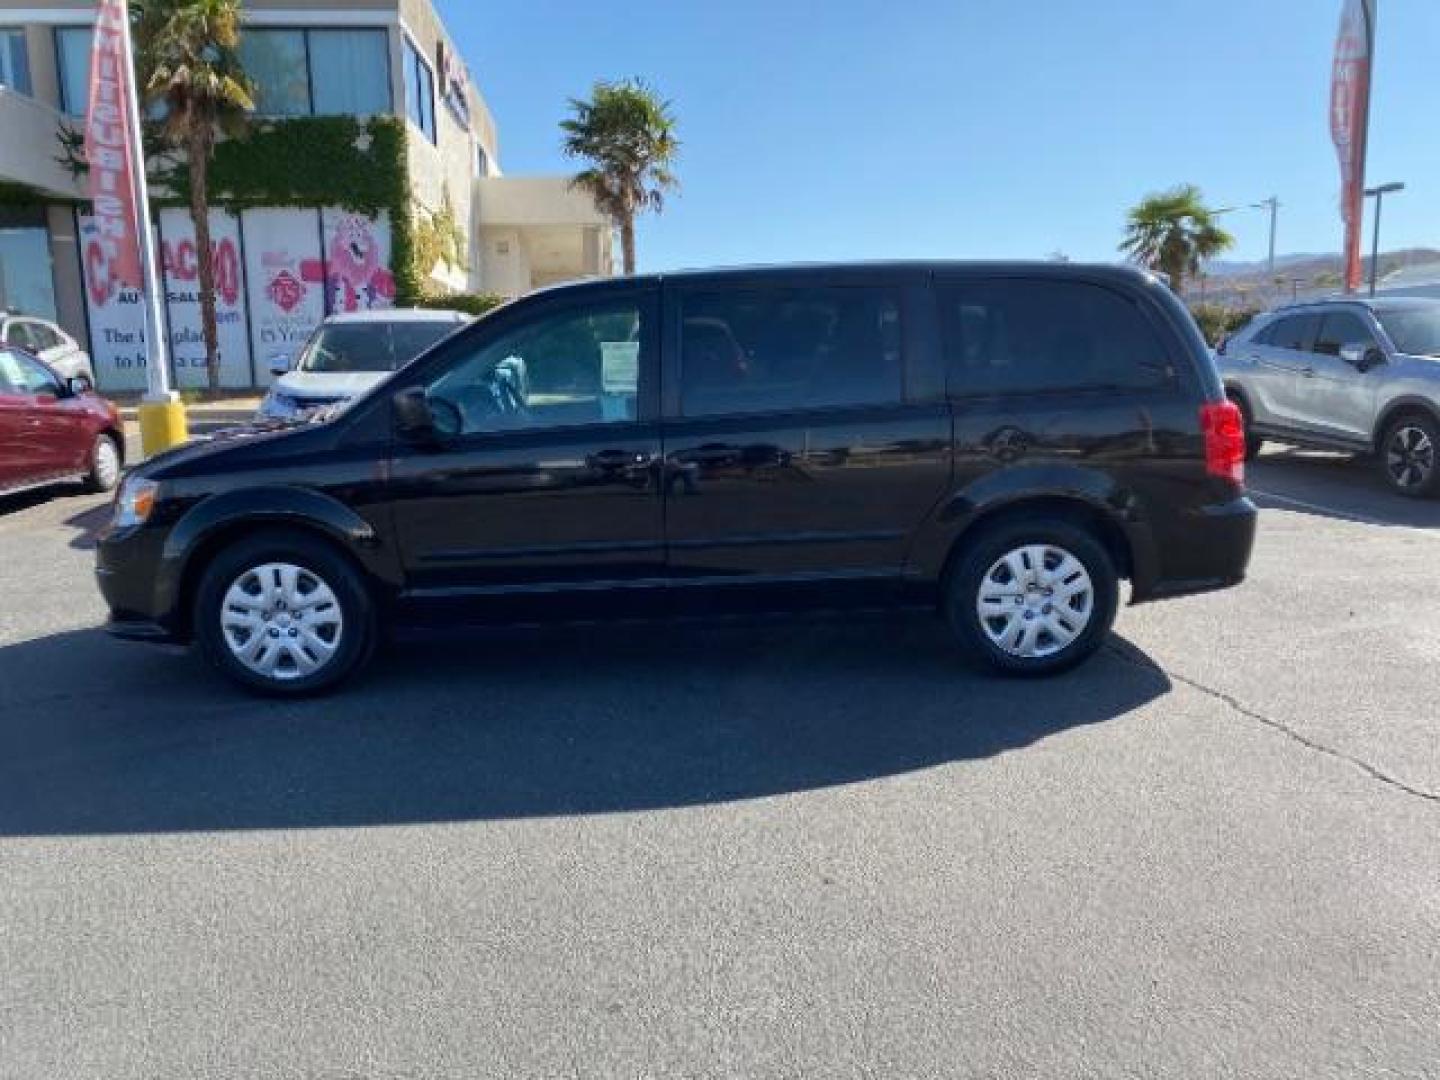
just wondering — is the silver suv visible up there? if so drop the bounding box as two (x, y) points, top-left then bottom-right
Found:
(1217, 297), (1440, 497)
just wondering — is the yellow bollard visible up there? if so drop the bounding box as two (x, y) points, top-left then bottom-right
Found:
(137, 394), (190, 457)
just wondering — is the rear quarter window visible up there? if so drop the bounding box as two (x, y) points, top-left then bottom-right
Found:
(938, 279), (1176, 396)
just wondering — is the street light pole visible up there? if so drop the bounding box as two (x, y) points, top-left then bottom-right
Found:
(1254, 196), (1280, 278)
(1364, 181), (1405, 296)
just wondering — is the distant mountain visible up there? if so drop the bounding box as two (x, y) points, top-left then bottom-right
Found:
(1204, 254), (1334, 277)
(1188, 248), (1440, 309)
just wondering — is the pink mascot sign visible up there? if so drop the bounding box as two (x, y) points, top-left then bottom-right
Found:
(320, 210), (394, 312)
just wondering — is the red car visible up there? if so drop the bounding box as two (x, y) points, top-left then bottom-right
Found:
(0, 345), (124, 497)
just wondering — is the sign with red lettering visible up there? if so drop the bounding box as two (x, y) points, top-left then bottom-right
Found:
(157, 208), (252, 388)
(1331, 0), (1374, 294)
(82, 0), (142, 302)
(80, 210), (150, 393)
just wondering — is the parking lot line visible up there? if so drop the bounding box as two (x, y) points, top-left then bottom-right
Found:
(1248, 487), (1440, 539)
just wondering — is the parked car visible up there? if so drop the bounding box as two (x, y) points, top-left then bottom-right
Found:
(96, 262), (1256, 694)
(257, 308), (470, 420)
(1, 312), (93, 381)
(0, 346), (123, 497)
(1217, 297), (1440, 497)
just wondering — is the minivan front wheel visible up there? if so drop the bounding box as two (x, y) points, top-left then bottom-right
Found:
(195, 530), (375, 695)
(946, 519), (1118, 676)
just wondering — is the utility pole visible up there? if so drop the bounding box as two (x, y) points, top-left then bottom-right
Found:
(1364, 181), (1405, 296)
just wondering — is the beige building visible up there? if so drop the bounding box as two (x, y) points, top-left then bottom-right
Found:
(0, 0), (612, 389)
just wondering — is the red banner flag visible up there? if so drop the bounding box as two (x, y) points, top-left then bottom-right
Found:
(1330, 0), (1374, 294)
(83, 0), (143, 299)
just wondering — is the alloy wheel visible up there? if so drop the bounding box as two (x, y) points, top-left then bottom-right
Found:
(1385, 425), (1435, 491)
(975, 544), (1095, 659)
(219, 562), (345, 682)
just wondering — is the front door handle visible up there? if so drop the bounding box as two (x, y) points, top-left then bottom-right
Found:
(587, 448), (653, 470)
(1298, 366), (1316, 377)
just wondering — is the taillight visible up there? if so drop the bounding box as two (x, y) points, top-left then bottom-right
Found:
(1201, 400), (1246, 485)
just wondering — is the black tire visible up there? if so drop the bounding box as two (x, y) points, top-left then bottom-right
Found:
(1378, 412), (1440, 499)
(945, 517), (1119, 677)
(1228, 392), (1263, 462)
(193, 529), (376, 696)
(83, 432), (122, 493)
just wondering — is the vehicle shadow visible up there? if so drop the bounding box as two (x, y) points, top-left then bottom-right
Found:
(0, 481), (88, 519)
(1248, 448), (1440, 529)
(0, 616), (1170, 837)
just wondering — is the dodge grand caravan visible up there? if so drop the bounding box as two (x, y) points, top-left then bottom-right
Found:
(96, 263), (1256, 694)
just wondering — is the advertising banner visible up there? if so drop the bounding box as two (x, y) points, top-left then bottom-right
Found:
(320, 208), (395, 313)
(79, 211), (150, 393)
(158, 208), (251, 388)
(83, 0), (142, 296)
(1331, 0), (1374, 294)
(241, 208), (327, 385)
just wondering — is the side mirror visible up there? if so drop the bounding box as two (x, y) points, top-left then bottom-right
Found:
(268, 353), (293, 376)
(393, 387), (440, 442)
(66, 374), (93, 397)
(1341, 343), (1385, 372)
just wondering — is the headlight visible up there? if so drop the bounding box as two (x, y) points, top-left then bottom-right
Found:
(259, 390), (300, 418)
(113, 477), (159, 528)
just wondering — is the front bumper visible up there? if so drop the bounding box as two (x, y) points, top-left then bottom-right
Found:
(95, 522), (186, 644)
(103, 610), (183, 645)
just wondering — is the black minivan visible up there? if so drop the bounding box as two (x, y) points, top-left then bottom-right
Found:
(97, 263), (1256, 694)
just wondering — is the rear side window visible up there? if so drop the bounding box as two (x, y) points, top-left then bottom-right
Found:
(1260, 313), (1320, 352)
(679, 287), (903, 417)
(938, 279), (1174, 396)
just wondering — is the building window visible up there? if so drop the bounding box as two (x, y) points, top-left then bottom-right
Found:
(55, 26), (91, 116)
(475, 144), (489, 177)
(239, 29), (309, 116)
(0, 29), (31, 96)
(402, 37), (436, 144)
(309, 29), (390, 115)
(238, 27), (390, 118)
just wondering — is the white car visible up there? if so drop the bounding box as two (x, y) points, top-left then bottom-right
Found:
(258, 308), (470, 420)
(1, 312), (92, 381)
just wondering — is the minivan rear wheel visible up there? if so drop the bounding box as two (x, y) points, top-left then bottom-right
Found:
(946, 519), (1118, 676)
(194, 530), (376, 695)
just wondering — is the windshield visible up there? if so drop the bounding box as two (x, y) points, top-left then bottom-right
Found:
(1376, 306), (1440, 358)
(297, 320), (459, 373)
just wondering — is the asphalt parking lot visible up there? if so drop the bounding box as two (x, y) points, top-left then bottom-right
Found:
(1, 448), (1436, 1078)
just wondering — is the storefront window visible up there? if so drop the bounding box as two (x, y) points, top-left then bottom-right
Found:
(0, 29), (31, 95)
(0, 210), (57, 322)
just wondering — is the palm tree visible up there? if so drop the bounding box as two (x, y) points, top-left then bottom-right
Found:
(1119, 184), (1234, 295)
(133, 0), (252, 389)
(561, 79), (678, 276)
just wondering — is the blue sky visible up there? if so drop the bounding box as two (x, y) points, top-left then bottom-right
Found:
(441, 0), (1438, 272)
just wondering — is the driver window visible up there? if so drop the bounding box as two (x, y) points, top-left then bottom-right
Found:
(1314, 312), (1376, 358)
(426, 300), (645, 434)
